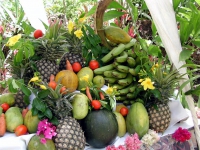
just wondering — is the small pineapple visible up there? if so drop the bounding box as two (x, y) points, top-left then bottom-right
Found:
(147, 65), (182, 132)
(59, 31), (85, 71)
(41, 81), (86, 149)
(33, 19), (67, 82)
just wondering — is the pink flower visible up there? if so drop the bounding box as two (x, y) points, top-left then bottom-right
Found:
(40, 137), (46, 144)
(13, 50), (18, 55)
(44, 126), (57, 139)
(106, 145), (126, 150)
(172, 127), (191, 142)
(0, 26), (3, 34)
(125, 133), (142, 150)
(36, 119), (57, 144)
(128, 26), (136, 38)
(196, 109), (200, 118)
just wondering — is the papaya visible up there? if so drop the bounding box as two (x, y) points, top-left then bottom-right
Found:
(126, 102), (149, 138)
(77, 67), (94, 91)
(104, 26), (131, 44)
(24, 110), (40, 133)
(5, 107), (23, 132)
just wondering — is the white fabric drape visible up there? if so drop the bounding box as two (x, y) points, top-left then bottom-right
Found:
(144, 0), (200, 147)
(19, 0), (48, 33)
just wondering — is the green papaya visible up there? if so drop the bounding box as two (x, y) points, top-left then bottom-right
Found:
(104, 26), (131, 44)
(24, 110), (40, 133)
(5, 107), (23, 132)
(126, 102), (149, 138)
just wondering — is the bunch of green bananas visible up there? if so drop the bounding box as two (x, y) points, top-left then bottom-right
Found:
(94, 39), (142, 105)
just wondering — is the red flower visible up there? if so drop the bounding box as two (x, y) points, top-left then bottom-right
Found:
(172, 127), (191, 142)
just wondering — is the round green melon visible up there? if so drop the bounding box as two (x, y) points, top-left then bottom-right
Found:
(81, 109), (118, 148)
(28, 135), (56, 150)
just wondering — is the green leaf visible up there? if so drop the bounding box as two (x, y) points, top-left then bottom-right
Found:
(107, 1), (126, 10)
(195, 0), (200, 5)
(44, 108), (52, 119)
(8, 83), (18, 93)
(86, 5), (97, 17)
(24, 95), (30, 105)
(198, 95), (200, 108)
(15, 49), (23, 63)
(192, 39), (200, 47)
(151, 89), (161, 99)
(173, 0), (181, 10)
(148, 45), (162, 57)
(21, 85), (31, 96)
(33, 98), (46, 112)
(49, 116), (59, 126)
(103, 10), (125, 22)
(38, 90), (50, 99)
(179, 49), (193, 61)
(17, 9), (25, 25)
(31, 107), (38, 116)
(185, 86), (200, 96)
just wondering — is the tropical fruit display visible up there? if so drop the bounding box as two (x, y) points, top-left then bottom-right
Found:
(0, 0), (186, 149)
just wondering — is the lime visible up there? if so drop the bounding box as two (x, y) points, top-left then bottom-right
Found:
(93, 75), (105, 88)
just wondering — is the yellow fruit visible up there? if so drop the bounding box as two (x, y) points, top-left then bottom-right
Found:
(115, 104), (126, 113)
(55, 70), (78, 92)
(114, 112), (126, 137)
(93, 75), (105, 88)
(104, 26), (131, 44)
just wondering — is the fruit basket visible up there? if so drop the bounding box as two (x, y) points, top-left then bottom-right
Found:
(0, 0), (200, 149)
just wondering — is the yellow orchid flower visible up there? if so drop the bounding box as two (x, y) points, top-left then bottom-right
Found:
(78, 16), (87, 24)
(151, 63), (159, 72)
(67, 21), (75, 34)
(6, 34), (21, 47)
(105, 85), (116, 95)
(74, 29), (83, 39)
(40, 85), (47, 90)
(140, 78), (155, 90)
(138, 79), (144, 82)
(29, 76), (39, 83)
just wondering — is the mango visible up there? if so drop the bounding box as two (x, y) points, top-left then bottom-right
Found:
(71, 93), (89, 120)
(114, 112), (126, 137)
(77, 67), (94, 91)
(24, 110), (40, 133)
(126, 102), (149, 138)
(93, 75), (105, 88)
(5, 107), (23, 132)
(0, 93), (15, 106)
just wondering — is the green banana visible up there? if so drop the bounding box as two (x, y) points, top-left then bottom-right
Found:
(115, 96), (127, 101)
(104, 70), (114, 77)
(113, 61), (120, 68)
(127, 57), (136, 67)
(123, 100), (131, 106)
(127, 93), (135, 99)
(129, 84), (137, 92)
(118, 84), (133, 95)
(116, 65), (129, 73)
(129, 68), (138, 76)
(115, 51), (128, 63)
(112, 84), (127, 90)
(112, 70), (127, 79)
(125, 39), (136, 49)
(104, 77), (117, 84)
(127, 49), (137, 58)
(94, 64), (114, 75)
(111, 43), (126, 57)
(118, 73), (133, 86)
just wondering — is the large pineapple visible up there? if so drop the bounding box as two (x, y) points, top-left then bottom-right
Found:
(14, 90), (29, 109)
(41, 82), (86, 149)
(34, 19), (67, 83)
(59, 31), (85, 71)
(147, 65), (182, 132)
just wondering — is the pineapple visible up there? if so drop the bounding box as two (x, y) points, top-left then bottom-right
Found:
(14, 90), (29, 109)
(59, 31), (85, 71)
(33, 19), (67, 83)
(41, 82), (86, 149)
(147, 65), (182, 132)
